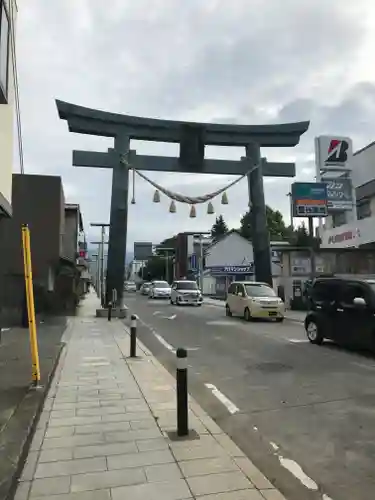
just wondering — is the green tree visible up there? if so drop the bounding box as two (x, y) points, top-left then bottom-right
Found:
(240, 206), (288, 241)
(211, 215), (229, 241)
(292, 222), (321, 249)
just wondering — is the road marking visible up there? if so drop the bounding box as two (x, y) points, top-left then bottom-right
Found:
(270, 441), (279, 451)
(287, 339), (309, 343)
(153, 311), (161, 315)
(206, 320), (235, 326)
(204, 383), (239, 414)
(279, 456), (318, 491)
(164, 314), (177, 320)
(153, 332), (176, 353)
(351, 361), (375, 371)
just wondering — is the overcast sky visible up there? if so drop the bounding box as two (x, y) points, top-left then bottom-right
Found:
(17, 0), (375, 251)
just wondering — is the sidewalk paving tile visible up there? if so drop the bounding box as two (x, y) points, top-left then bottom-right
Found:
(70, 467), (146, 492)
(186, 470), (254, 496)
(34, 456), (107, 478)
(29, 476), (70, 497)
(110, 479), (192, 500)
(107, 449), (174, 470)
(14, 291), (289, 500)
(179, 456), (238, 477)
(32, 491), (111, 500)
(199, 490), (265, 500)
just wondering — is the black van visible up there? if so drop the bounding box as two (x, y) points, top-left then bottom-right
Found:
(305, 277), (375, 352)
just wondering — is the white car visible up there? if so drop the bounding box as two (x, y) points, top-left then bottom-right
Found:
(170, 280), (203, 306)
(124, 281), (137, 292)
(226, 281), (284, 322)
(149, 281), (171, 299)
(140, 282), (152, 295)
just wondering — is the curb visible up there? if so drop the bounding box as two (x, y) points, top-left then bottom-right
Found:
(4, 340), (66, 500)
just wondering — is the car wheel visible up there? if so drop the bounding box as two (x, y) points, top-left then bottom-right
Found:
(276, 317), (284, 323)
(225, 304), (232, 317)
(306, 318), (323, 345)
(244, 307), (252, 322)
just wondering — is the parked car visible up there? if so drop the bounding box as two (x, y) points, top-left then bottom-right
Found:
(124, 281), (136, 292)
(149, 281), (171, 299)
(305, 277), (375, 352)
(140, 282), (152, 295)
(170, 280), (203, 306)
(226, 281), (284, 322)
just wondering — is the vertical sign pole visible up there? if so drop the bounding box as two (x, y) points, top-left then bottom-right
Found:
(100, 226), (105, 307)
(199, 236), (204, 292)
(165, 251), (169, 283)
(22, 225), (41, 386)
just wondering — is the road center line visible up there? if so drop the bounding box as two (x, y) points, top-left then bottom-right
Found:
(153, 332), (176, 353)
(205, 383), (239, 414)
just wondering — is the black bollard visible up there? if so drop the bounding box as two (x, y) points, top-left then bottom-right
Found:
(108, 301), (112, 322)
(176, 347), (188, 436)
(130, 314), (137, 357)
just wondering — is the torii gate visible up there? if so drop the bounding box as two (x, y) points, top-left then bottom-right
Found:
(56, 99), (309, 310)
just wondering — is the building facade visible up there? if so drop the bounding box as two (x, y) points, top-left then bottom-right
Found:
(203, 231), (287, 297)
(0, 174), (88, 324)
(0, 0), (17, 217)
(320, 141), (375, 249)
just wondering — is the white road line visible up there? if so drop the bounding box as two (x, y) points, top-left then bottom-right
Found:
(351, 361), (375, 371)
(164, 314), (177, 320)
(205, 383), (239, 414)
(153, 332), (176, 353)
(279, 456), (318, 491)
(152, 311), (161, 315)
(287, 339), (309, 343)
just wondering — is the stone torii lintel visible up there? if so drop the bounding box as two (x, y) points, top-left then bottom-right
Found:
(72, 149), (296, 177)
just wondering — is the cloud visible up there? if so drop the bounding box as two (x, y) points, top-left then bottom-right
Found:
(16, 0), (375, 251)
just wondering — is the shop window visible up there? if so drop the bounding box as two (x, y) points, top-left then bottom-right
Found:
(357, 199), (372, 220)
(0, 0), (9, 104)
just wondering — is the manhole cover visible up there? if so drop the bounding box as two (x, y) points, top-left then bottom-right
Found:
(249, 362), (292, 373)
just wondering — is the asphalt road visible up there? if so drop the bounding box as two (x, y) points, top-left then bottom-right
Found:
(123, 293), (375, 500)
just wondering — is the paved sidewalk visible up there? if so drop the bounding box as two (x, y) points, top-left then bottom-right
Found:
(204, 297), (305, 323)
(14, 291), (287, 500)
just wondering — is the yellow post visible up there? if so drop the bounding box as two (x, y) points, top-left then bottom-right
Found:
(21, 224), (41, 385)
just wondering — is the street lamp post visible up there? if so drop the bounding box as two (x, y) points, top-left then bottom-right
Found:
(90, 223), (110, 307)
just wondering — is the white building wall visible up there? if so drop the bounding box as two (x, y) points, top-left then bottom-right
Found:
(350, 143), (375, 188)
(205, 232), (254, 267)
(0, 0), (17, 216)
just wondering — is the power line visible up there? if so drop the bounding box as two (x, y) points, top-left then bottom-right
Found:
(9, 0), (24, 174)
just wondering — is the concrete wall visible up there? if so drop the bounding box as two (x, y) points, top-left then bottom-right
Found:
(0, 0), (17, 216)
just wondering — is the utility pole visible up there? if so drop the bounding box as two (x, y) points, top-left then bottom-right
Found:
(287, 192), (293, 229)
(91, 242), (108, 300)
(90, 222), (110, 307)
(193, 232), (210, 292)
(155, 247), (175, 283)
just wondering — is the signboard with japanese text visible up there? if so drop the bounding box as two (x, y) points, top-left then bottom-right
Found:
(291, 182), (328, 217)
(323, 177), (353, 211)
